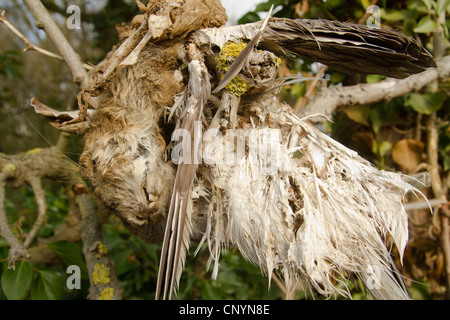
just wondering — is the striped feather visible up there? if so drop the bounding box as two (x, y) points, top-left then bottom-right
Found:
(156, 57), (210, 300)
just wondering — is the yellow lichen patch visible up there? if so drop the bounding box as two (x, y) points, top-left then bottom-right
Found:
(99, 287), (115, 300)
(26, 148), (43, 154)
(217, 41), (247, 70)
(2, 163), (16, 172)
(92, 263), (111, 285)
(95, 241), (109, 255)
(275, 56), (282, 67)
(217, 41), (249, 96)
(224, 76), (249, 96)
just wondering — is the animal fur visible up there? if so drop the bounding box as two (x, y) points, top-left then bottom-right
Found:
(78, 44), (184, 241)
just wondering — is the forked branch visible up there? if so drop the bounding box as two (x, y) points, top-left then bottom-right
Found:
(22, 0), (88, 86)
(299, 55), (450, 120)
(0, 10), (92, 71)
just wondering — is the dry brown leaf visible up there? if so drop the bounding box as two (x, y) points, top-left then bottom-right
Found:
(351, 131), (375, 152)
(345, 105), (371, 126)
(392, 139), (424, 172)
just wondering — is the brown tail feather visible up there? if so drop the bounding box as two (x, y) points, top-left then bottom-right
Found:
(261, 18), (435, 78)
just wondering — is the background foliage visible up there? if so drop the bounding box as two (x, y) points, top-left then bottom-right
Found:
(0, 0), (449, 300)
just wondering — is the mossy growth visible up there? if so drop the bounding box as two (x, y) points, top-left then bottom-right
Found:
(217, 40), (249, 96)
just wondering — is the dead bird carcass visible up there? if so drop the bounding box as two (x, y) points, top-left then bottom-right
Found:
(45, 1), (436, 300)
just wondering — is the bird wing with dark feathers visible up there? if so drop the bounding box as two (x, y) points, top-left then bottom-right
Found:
(198, 18), (435, 79)
(260, 18), (435, 78)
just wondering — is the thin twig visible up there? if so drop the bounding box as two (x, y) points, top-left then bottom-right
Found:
(293, 64), (327, 114)
(0, 171), (30, 269)
(23, 176), (47, 248)
(0, 148), (84, 268)
(271, 273), (287, 297)
(426, 111), (450, 298)
(358, 0), (379, 25)
(442, 216), (450, 299)
(427, 113), (444, 198)
(404, 199), (448, 211)
(1, 10), (68, 61)
(22, 0), (88, 86)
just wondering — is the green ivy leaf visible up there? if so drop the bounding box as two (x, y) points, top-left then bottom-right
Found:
(109, 249), (133, 276)
(237, 11), (261, 24)
(405, 92), (445, 114)
(443, 154), (450, 171)
(421, 0), (433, 10)
(290, 82), (306, 97)
(1, 261), (33, 300)
(330, 72), (346, 84)
(324, 0), (343, 10)
(369, 108), (383, 134)
(366, 74), (385, 83)
(437, 0), (450, 13)
(47, 240), (88, 278)
(255, 0), (285, 12)
(177, 274), (198, 299)
(381, 9), (404, 22)
(379, 141), (393, 157)
(202, 280), (222, 300)
(346, 105), (371, 126)
(31, 270), (64, 300)
(360, 0), (371, 10)
(414, 16), (438, 33)
(0, 238), (8, 247)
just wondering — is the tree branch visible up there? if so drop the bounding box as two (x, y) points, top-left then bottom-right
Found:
(0, 170), (30, 269)
(22, 0), (88, 87)
(299, 55), (450, 120)
(0, 148), (81, 268)
(76, 192), (122, 300)
(293, 63), (327, 114)
(426, 111), (450, 298)
(0, 11), (92, 71)
(22, 176), (47, 248)
(78, 14), (149, 101)
(17, 2), (124, 298)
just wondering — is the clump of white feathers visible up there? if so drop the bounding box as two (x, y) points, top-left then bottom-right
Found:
(155, 25), (431, 298)
(189, 97), (417, 300)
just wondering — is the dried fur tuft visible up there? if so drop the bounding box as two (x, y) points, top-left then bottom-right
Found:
(79, 44), (184, 241)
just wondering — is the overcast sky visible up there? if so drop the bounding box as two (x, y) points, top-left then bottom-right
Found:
(220, 0), (262, 25)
